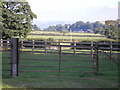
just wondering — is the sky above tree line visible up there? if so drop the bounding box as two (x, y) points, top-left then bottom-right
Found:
(26, 0), (119, 28)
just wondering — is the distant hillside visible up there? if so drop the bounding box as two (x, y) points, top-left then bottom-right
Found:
(39, 21), (74, 29)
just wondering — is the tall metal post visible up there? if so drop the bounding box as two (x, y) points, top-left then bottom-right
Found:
(10, 38), (19, 77)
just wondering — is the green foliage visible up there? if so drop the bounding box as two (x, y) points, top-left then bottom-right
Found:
(70, 21), (92, 32)
(45, 24), (69, 32)
(98, 20), (119, 39)
(0, 0), (37, 39)
(105, 20), (118, 26)
(32, 24), (40, 30)
(104, 26), (119, 39)
(45, 21), (105, 33)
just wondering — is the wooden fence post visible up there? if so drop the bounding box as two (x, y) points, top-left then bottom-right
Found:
(93, 42), (99, 74)
(110, 42), (112, 59)
(91, 41), (94, 58)
(58, 42), (60, 52)
(10, 38), (19, 77)
(0, 39), (3, 51)
(21, 40), (23, 52)
(58, 42), (61, 75)
(7, 40), (9, 48)
(45, 41), (47, 54)
(74, 42), (76, 56)
(32, 40), (35, 53)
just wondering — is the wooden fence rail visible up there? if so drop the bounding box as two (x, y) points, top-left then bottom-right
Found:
(1, 38), (120, 56)
(18, 40), (120, 58)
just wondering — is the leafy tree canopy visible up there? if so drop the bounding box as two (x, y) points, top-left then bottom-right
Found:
(0, 0), (37, 39)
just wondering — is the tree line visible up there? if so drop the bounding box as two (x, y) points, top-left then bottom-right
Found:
(37, 20), (119, 39)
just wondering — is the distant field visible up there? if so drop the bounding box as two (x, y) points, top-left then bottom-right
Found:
(28, 31), (114, 42)
(30, 31), (102, 36)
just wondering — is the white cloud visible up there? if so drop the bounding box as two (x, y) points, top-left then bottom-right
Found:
(27, 0), (119, 11)
(108, 4), (118, 9)
(26, 0), (119, 24)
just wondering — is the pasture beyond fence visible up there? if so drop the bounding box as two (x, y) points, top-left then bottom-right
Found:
(1, 38), (119, 77)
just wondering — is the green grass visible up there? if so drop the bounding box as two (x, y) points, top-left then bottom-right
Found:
(2, 52), (119, 88)
(21, 48), (120, 55)
(27, 35), (110, 41)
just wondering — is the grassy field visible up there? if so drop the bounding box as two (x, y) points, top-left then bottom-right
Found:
(2, 51), (119, 88)
(27, 35), (110, 41)
(30, 31), (102, 36)
(27, 31), (115, 42)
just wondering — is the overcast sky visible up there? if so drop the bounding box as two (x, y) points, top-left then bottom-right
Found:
(26, 0), (119, 28)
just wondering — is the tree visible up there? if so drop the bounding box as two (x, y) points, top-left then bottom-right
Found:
(0, 0), (37, 39)
(55, 24), (63, 31)
(48, 26), (56, 31)
(105, 20), (118, 26)
(32, 24), (40, 30)
(60, 27), (68, 35)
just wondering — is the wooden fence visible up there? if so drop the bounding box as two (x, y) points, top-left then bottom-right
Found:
(0, 39), (10, 52)
(1, 38), (120, 58)
(19, 39), (120, 56)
